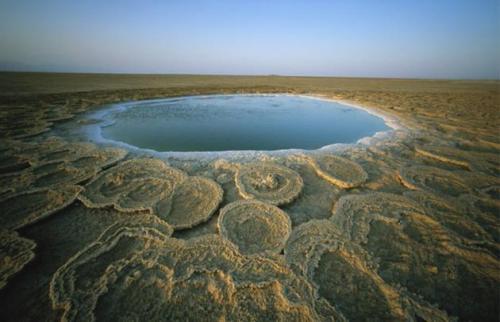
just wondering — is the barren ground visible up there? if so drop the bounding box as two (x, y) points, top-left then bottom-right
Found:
(0, 72), (499, 321)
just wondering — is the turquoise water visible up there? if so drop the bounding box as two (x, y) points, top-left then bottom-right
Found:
(101, 95), (390, 152)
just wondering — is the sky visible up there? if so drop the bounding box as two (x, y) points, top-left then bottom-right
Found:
(0, 0), (499, 79)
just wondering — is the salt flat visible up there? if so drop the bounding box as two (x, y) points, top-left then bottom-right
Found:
(0, 72), (498, 321)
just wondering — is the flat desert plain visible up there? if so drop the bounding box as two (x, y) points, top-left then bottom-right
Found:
(0, 72), (499, 321)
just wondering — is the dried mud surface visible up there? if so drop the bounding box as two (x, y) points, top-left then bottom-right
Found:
(0, 73), (499, 321)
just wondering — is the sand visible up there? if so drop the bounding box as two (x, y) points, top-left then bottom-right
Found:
(0, 72), (499, 321)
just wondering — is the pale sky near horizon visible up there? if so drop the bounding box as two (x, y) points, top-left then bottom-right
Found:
(0, 0), (499, 79)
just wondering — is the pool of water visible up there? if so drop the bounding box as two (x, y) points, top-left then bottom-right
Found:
(98, 95), (390, 152)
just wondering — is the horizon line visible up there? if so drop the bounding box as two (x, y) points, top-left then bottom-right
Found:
(1, 69), (499, 82)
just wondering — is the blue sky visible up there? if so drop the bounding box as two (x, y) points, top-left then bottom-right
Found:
(0, 0), (498, 79)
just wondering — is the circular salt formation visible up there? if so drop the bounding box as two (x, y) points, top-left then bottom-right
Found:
(284, 220), (450, 322)
(105, 158), (186, 181)
(50, 229), (324, 322)
(37, 142), (97, 164)
(218, 200), (292, 255)
(31, 161), (65, 176)
(285, 219), (345, 277)
(156, 176), (223, 230)
(11, 138), (126, 171)
(454, 170), (500, 191)
(13, 137), (66, 158)
(0, 170), (35, 198)
(0, 185), (82, 230)
(235, 163), (303, 206)
(69, 147), (127, 170)
(33, 165), (97, 188)
(314, 250), (401, 321)
(2, 139), (127, 192)
(79, 159), (186, 213)
(459, 194), (500, 243)
(115, 178), (174, 212)
(403, 190), (491, 242)
(0, 154), (31, 174)
(331, 192), (425, 243)
(415, 145), (471, 169)
(415, 144), (499, 175)
(399, 165), (470, 197)
(308, 155), (368, 188)
(2, 122), (51, 139)
(333, 193), (500, 321)
(0, 229), (36, 289)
